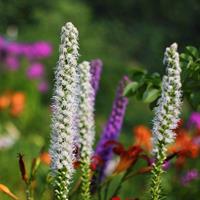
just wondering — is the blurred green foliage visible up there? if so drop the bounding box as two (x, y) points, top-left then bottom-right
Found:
(0, 0), (200, 199)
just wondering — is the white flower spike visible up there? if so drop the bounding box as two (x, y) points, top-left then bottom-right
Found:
(49, 22), (79, 200)
(150, 43), (182, 200)
(78, 61), (95, 200)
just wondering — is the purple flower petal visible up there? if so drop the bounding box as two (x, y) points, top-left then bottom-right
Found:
(181, 169), (199, 186)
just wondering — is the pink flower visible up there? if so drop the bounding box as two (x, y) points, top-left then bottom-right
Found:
(27, 63), (44, 79)
(32, 42), (52, 58)
(6, 43), (22, 55)
(20, 44), (32, 58)
(38, 81), (48, 93)
(188, 112), (200, 129)
(5, 56), (19, 70)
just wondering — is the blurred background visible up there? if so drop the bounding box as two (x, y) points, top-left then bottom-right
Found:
(0, 0), (200, 199)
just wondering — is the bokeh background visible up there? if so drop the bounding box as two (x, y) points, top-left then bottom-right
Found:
(0, 0), (200, 199)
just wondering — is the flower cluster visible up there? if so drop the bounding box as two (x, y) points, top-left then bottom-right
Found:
(150, 43), (182, 200)
(0, 36), (52, 67)
(181, 169), (199, 186)
(152, 43), (182, 157)
(49, 22), (79, 200)
(0, 91), (26, 117)
(0, 36), (52, 93)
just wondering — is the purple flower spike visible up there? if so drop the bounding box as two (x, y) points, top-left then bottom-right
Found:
(181, 169), (199, 186)
(95, 76), (129, 180)
(27, 63), (44, 79)
(90, 59), (103, 96)
(188, 112), (200, 129)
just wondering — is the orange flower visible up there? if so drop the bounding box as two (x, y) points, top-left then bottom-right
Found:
(0, 183), (18, 200)
(168, 129), (199, 158)
(168, 129), (199, 168)
(10, 92), (26, 117)
(133, 125), (152, 152)
(40, 152), (51, 165)
(0, 92), (11, 110)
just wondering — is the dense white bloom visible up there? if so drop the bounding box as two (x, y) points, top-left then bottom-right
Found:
(78, 61), (95, 161)
(49, 22), (79, 199)
(152, 43), (182, 158)
(78, 61), (95, 200)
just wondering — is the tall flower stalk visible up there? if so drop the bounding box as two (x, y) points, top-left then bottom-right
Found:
(95, 76), (129, 181)
(78, 61), (95, 200)
(49, 22), (79, 200)
(150, 43), (182, 200)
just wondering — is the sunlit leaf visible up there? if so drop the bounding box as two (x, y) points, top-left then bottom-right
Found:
(123, 82), (139, 96)
(142, 88), (160, 103)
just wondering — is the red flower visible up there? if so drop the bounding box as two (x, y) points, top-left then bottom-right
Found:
(112, 197), (121, 200)
(90, 155), (103, 171)
(105, 140), (143, 174)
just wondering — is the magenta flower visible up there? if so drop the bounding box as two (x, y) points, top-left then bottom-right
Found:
(0, 36), (52, 62)
(31, 42), (52, 58)
(20, 44), (32, 58)
(38, 81), (48, 93)
(181, 169), (199, 186)
(27, 63), (44, 79)
(6, 42), (22, 55)
(188, 112), (200, 129)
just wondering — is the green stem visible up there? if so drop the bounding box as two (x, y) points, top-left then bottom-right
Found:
(54, 169), (70, 200)
(80, 161), (92, 200)
(98, 185), (102, 200)
(150, 143), (166, 200)
(111, 170), (129, 198)
(25, 182), (33, 200)
(104, 179), (111, 200)
(69, 179), (81, 198)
